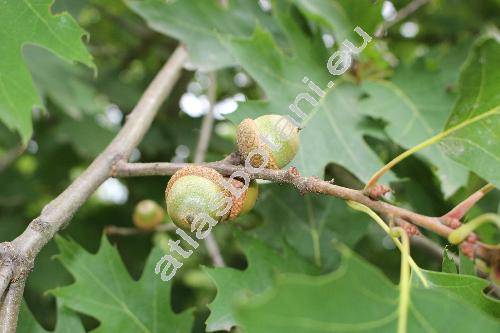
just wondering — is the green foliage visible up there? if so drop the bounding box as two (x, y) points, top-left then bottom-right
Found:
(441, 35), (500, 188)
(50, 235), (194, 332)
(414, 269), (500, 319)
(126, 0), (280, 71)
(53, 114), (115, 158)
(0, 0), (93, 142)
(360, 45), (470, 196)
(250, 184), (370, 270)
(290, 0), (382, 42)
(19, 301), (85, 333)
(236, 246), (500, 333)
(1, 0), (500, 332)
(128, 0), (395, 183)
(25, 46), (105, 119)
(459, 248), (476, 275)
(224, 16), (392, 183)
(204, 234), (318, 331)
(441, 248), (458, 273)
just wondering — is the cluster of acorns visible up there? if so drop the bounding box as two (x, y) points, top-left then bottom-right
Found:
(133, 115), (300, 230)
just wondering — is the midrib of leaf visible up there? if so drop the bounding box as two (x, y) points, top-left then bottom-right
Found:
(102, 247), (152, 333)
(305, 195), (321, 266)
(300, 147), (321, 260)
(365, 105), (500, 189)
(317, 201), (334, 233)
(268, 191), (322, 266)
(442, 105), (500, 139)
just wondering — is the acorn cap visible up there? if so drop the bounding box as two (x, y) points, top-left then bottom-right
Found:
(165, 166), (232, 229)
(237, 118), (279, 169)
(166, 165), (228, 197)
(228, 179), (258, 219)
(228, 179), (245, 219)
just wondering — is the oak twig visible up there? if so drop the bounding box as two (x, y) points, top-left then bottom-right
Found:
(0, 46), (188, 332)
(194, 73), (217, 165)
(105, 224), (175, 236)
(0, 266), (12, 299)
(0, 279), (26, 332)
(114, 161), (453, 235)
(113, 160), (499, 265)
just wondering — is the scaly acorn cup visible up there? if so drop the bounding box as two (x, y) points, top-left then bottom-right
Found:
(133, 199), (165, 230)
(228, 179), (259, 219)
(165, 166), (231, 230)
(237, 114), (299, 169)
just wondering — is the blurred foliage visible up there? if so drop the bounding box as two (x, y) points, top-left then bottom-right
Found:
(0, 0), (499, 332)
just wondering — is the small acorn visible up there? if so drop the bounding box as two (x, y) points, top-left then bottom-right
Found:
(133, 199), (165, 230)
(237, 114), (299, 169)
(165, 166), (231, 230)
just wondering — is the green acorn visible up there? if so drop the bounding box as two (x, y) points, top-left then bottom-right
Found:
(133, 200), (165, 230)
(165, 166), (260, 230)
(237, 115), (299, 169)
(165, 166), (229, 230)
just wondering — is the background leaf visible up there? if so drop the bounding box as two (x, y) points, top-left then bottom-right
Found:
(224, 7), (393, 182)
(360, 46), (470, 196)
(236, 247), (500, 332)
(128, 0), (394, 183)
(18, 301), (85, 333)
(126, 0), (281, 71)
(442, 249), (458, 273)
(0, 0), (93, 142)
(414, 269), (500, 319)
(51, 235), (194, 333)
(204, 233), (318, 332)
(440, 35), (500, 187)
(249, 183), (370, 270)
(26, 46), (105, 119)
(291, 0), (382, 42)
(1, 1), (498, 332)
